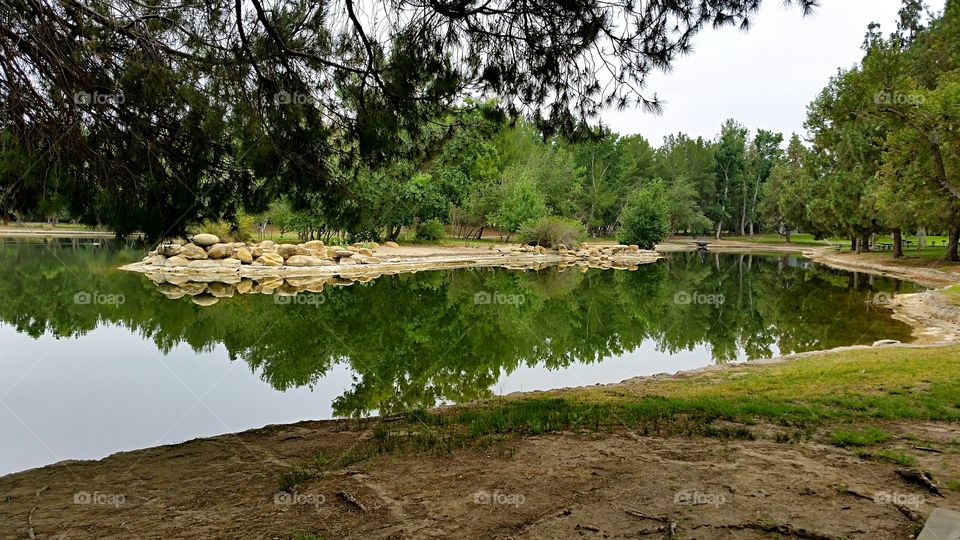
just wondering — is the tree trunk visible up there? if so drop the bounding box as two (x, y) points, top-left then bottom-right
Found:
(893, 230), (903, 258)
(859, 233), (870, 253)
(784, 228), (791, 243)
(945, 226), (960, 262)
(851, 236), (858, 252)
(714, 220), (722, 240)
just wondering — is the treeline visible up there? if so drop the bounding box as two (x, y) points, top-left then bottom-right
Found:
(765, 0), (960, 260)
(250, 107), (787, 249)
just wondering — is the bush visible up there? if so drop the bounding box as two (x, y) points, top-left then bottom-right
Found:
(416, 218), (445, 241)
(520, 216), (585, 248)
(616, 180), (671, 249)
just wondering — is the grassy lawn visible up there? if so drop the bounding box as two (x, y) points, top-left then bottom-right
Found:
(279, 345), (960, 489)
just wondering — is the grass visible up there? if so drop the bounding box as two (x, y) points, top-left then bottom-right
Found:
(276, 345), (960, 490)
(856, 448), (918, 466)
(943, 285), (960, 305)
(831, 428), (892, 447)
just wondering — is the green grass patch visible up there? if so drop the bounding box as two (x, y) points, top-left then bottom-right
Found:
(943, 285), (960, 306)
(831, 428), (893, 447)
(282, 346), (960, 478)
(856, 449), (917, 466)
(277, 467), (320, 492)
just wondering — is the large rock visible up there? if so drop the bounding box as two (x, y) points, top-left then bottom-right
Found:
(357, 247), (373, 256)
(191, 233), (220, 247)
(236, 279), (254, 295)
(207, 282), (236, 298)
(383, 241), (400, 248)
(179, 282), (207, 296)
(303, 240), (325, 250)
(254, 253), (284, 267)
(179, 243), (208, 260)
(206, 243), (234, 259)
(339, 257), (359, 265)
(191, 293), (219, 306)
(334, 249), (356, 258)
(157, 243), (182, 257)
(276, 244), (302, 259)
(143, 254), (167, 266)
(156, 283), (186, 299)
(359, 256), (382, 264)
(259, 240), (276, 250)
(164, 255), (190, 267)
(285, 255), (333, 267)
(234, 247), (253, 264)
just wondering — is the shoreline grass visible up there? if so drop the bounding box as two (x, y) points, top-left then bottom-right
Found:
(277, 344), (960, 490)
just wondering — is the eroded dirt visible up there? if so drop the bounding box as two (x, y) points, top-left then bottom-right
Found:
(2, 418), (957, 539)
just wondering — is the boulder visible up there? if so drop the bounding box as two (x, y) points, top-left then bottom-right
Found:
(157, 243), (182, 257)
(383, 241), (400, 248)
(259, 240), (276, 250)
(156, 283), (186, 300)
(164, 255), (190, 267)
(339, 257), (359, 265)
(276, 244), (301, 259)
(206, 243), (234, 259)
(535, 246), (547, 255)
(359, 256), (382, 264)
(236, 279), (254, 295)
(191, 293), (219, 306)
(143, 254), (167, 266)
(627, 245), (640, 251)
(258, 277), (284, 290)
(232, 242), (246, 248)
(207, 282), (236, 298)
(234, 247), (253, 264)
(179, 282), (207, 296)
(334, 249), (356, 258)
(254, 253), (284, 267)
(285, 255), (333, 267)
(303, 240), (325, 250)
(357, 247), (373, 256)
(179, 243), (208, 260)
(191, 233), (220, 247)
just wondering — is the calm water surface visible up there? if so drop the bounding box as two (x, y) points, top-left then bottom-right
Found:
(0, 238), (920, 475)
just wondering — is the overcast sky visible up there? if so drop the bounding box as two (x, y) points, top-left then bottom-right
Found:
(599, 0), (933, 146)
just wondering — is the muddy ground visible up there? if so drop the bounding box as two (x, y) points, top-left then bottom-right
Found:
(1, 416), (957, 539)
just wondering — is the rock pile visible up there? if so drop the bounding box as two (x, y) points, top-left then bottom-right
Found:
(149, 273), (374, 307)
(141, 234), (385, 269)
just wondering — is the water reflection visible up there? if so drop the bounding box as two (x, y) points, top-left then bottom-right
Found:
(0, 239), (918, 419)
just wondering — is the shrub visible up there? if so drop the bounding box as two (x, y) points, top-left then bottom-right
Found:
(416, 218), (445, 241)
(520, 216), (585, 248)
(616, 180), (670, 249)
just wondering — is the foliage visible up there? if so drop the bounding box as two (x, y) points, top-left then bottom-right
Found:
(519, 216), (584, 248)
(415, 218), (446, 241)
(616, 180), (671, 248)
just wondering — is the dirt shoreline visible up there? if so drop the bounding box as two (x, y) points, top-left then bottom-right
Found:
(4, 240), (960, 538)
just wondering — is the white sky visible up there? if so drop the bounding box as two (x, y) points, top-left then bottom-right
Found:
(599, 0), (932, 145)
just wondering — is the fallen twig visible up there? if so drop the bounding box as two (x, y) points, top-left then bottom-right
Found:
(897, 468), (943, 497)
(337, 490), (368, 512)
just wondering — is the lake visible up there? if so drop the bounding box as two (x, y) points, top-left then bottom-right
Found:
(0, 238), (920, 475)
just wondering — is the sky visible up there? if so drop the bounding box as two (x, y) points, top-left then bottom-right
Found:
(599, 0), (925, 146)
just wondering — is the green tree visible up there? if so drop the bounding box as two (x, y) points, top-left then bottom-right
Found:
(616, 179), (670, 248)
